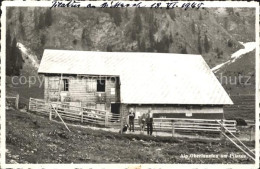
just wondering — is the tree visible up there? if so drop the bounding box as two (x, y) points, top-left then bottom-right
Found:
(34, 10), (39, 30)
(102, 8), (122, 27)
(198, 34), (202, 54)
(9, 38), (23, 76)
(155, 35), (170, 53)
(131, 9), (142, 41)
(181, 46), (188, 54)
(228, 40), (233, 47)
(38, 13), (45, 29)
(6, 29), (12, 75)
(199, 12), (203, 20)
(81, 28), (92, 49)
(7, 8), (15, 19)
(40, 34), (46, 46)
(19, 10), (24, 24)
(45, 9), (53, 27)
(224, 17), (229, 30)
(124, 8), (129, 19)
(191, 20), (196, 33)
(226, 8), (234, 15)
(204, 34), (210, 53)
(107, 45), (113, 52)
(139, 39), (146, 52)
(169, 10), (176, 21)
(20, 25), (26, 40)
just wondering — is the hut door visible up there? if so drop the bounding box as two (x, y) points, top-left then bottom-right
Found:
(111, 103), (120, 114)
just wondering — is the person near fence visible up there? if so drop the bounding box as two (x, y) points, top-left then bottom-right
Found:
(138, 113), (146, 133)
(146, 108), (153, 135)
(129, 108), (135, 132)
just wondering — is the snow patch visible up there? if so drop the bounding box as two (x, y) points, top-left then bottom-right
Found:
(211, 42), (256, 73)
(17, 42), (39, 68)
(211, 60), (230, 72)
(231, 42), (256, 60)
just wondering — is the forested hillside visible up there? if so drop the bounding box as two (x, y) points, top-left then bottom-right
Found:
(6, 7), (255, 76)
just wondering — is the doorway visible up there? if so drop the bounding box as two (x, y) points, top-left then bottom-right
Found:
(111, 103), (120, 122)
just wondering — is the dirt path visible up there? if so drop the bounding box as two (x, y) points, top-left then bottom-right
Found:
(6, 109), (255, 164)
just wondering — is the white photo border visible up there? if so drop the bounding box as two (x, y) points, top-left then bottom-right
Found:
(1, 1), (259, 169)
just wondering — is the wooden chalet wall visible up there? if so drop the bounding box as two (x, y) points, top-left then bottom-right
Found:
(44, 75), (120, 111)
(121, 104), (224, 120)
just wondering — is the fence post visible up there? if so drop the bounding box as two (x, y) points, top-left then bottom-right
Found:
(172, 121), (175, 137)
(105, 111), (109, 127)
(15, 94), (19, 109)
(249, 126), (253, 141)
(49, 106), (52, 121)
(29, 98), (31, 111)
(81, 108), (84, 123)
(120, 105), (124, 134)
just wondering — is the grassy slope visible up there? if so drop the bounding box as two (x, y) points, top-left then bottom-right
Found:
(6, 109), (254, 164)
(215, 50), (255, 120)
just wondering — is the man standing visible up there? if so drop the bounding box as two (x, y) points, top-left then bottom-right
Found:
(129, 108), (135, 132)
(146, 108), (153, 135)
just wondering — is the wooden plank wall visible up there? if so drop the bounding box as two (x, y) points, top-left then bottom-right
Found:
(121, 104), (224, 120)
(44, 75), (120, 110)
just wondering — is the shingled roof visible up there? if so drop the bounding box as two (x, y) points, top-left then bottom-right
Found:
(38, 49), (233, 105)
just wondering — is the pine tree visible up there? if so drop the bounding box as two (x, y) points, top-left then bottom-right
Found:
(204, 34), (210, 53)
(81, 28), (92, 49)
(113, 9), (122, 27)
(20, 25), (26, 40)
(9, 37), (24, 75)
(226, 8), (234, 15)
(19, 10), (23, 24)
(139, 39), (146, 52)
(45, 9), (52, 27)
(124, 8), (129, 19)
(133, 9), (142, 28)
(6, 29), (12, 75)
(181, 46), (188, 54)
(191, 20), (196, 33)
(199, 12), (203, 20)
(198, 34), (202, 54)
(7, 8), (13, 19)
(224, 17), (229, 30)
(169, 10), (176, 21)
(38, 13), (45, 29)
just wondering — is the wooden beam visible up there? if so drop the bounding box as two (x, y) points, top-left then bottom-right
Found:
(50, 104), (71, 132)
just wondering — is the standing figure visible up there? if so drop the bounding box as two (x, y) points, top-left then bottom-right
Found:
(138, 113), (146, 133)
(146, 108), (153, 135)
(129, 108), (135, 132)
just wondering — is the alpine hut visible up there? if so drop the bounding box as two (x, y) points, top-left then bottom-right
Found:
(38, 49), (233, 119)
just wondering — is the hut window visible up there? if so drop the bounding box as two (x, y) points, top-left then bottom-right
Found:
(86, 79), (97, 92)
(49, 79), (59, 91)
(85, 103), (96, 109)
(96, 103), (105, 110)
(61, 79), (69, 91)
(97, 80), (106, 92)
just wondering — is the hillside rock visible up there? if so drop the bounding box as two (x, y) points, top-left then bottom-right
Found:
(6, 7), (255, 76)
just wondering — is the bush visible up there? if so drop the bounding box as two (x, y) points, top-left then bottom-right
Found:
(227, 118), (247, 126)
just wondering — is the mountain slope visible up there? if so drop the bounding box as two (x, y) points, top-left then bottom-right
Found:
(6, 7), (255, 76)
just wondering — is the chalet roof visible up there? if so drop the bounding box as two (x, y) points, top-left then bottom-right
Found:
(38, 49), (233, 105)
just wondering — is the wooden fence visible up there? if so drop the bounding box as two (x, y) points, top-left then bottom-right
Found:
(153, 118), (237, 133)
(29, 98), (237, 133)
(29, 98), (121, 127)
(6, 94), (19, 109)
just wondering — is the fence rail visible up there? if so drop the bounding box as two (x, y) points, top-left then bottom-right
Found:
(29, 98), (121, 127)
(6, 94), (19, 109)
(153, 118), (237, 133)
(29, 98), (237, 133)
